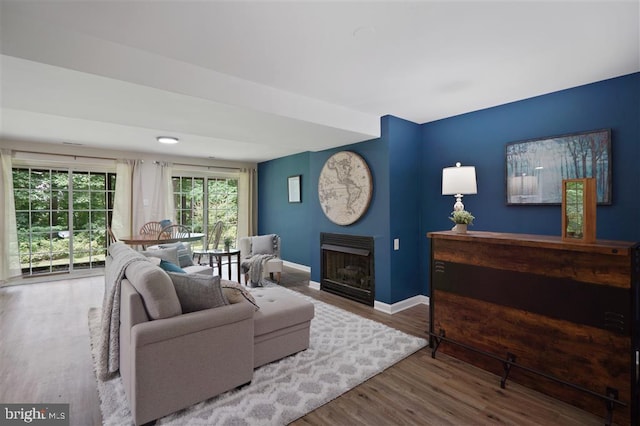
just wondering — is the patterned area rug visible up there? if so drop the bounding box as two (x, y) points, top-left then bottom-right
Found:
(88, 287), (427, 425)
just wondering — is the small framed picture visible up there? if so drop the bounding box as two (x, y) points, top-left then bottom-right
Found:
(288, 175), (301, 203)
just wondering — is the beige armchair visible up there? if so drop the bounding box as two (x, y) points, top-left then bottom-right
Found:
(239, 234), (283, 285)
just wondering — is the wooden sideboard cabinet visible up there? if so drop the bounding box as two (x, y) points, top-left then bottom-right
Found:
(427, 230), (639, 425)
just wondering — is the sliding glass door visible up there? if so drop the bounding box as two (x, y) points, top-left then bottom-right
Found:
(12, 167), (115, 276)
(172, 175), (238, 249)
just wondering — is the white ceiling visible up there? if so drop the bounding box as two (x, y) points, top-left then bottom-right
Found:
(1, 1), (638, 163)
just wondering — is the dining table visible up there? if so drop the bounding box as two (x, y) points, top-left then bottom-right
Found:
(118, 232), (206, 248)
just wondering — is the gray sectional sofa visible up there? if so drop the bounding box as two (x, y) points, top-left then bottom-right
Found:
(106, 243), (314, 425)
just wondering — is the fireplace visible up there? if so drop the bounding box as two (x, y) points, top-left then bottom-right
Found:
(321, 232), (374, 306)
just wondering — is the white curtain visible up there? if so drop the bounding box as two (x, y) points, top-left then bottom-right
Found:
(131, 161), (145, 236)
(238, 167), (258, 238)
(0, 149), (21, 283)
(111, 159), (143, 238)
(150, 161), (175, 224)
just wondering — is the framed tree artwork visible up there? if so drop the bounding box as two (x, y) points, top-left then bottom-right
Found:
(505, 129), (611, 205)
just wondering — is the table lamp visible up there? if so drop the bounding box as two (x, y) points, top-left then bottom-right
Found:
(442, 162), (477, 211)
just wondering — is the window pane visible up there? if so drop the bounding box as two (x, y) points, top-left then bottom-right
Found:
(73, 191), (90, 210)
(14, 190), (30, 210)
(31, 251), (51, 265)
(182, 178), (193, 193)
(93, 229), (106, 248)
(16, 211), (30, 231)
(89, 174), (106, 190)
(73, 173), (89, 190)
(31, 211), (50, 228)
(73, 211), (90, 229)
(91, 211), (106, 229)
(51, 171), (68, 189)
(53, 211), (69, 228)
(30, 170), (48, 189)
(12, 169), (30, 189)
(31, 190), (50, 210)
(54, 190), (69, 210)
(108, 174), (117, 190)
(91, 192), (106, 209)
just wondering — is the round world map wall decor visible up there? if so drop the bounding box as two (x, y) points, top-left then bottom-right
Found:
(318, 151), (373, 225)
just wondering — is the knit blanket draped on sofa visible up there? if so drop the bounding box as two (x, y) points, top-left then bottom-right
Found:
(97, 242), (147, 381)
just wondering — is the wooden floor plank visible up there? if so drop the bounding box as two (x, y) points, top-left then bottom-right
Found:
(0, 268), (609, 425)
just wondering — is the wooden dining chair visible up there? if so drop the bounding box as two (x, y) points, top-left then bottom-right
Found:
(107, 226), (118, 246)
(192, 221), (224, 265)
(158, 224), (192, 240)
(140, 221), (164, 236)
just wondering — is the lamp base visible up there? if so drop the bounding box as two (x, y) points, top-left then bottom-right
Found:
(453, 194), (465, 212)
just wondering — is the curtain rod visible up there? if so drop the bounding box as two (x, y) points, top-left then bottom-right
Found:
(13, 149), (118, 161)
(13, 149), (249, 171)
(158, 161), (244, 171)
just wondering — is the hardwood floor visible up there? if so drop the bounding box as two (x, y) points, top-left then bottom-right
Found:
(0, 274), (103, 426)
(0, 268), (608, 425)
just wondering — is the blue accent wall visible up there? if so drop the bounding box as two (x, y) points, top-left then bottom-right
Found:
(259, 72), (640, 304)
(420, 72), (640, 294)
(258, 151), (311, 266)
(258, 116), (422, 304)
(387, 116), (422, 302)
(308, 136), (391, 302)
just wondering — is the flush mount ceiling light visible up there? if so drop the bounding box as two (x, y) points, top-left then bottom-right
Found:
(157, 136), (179, 144)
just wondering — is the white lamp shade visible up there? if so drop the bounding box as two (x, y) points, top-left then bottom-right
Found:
(442, 165), (477, 195)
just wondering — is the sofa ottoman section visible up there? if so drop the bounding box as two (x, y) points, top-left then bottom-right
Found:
(251, 288), (315, 368)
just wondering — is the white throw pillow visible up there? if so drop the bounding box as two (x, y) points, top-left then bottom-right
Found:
(140, 247), (179, 267)
(158, 242), (194, 268)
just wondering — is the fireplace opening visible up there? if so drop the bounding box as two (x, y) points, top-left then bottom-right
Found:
(321, 233), (374, 306)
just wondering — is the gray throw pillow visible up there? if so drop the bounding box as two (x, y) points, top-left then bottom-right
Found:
(168, 273), (228, 313)
(252, 234), (276, 255)
(159, 242), (194, 268)
(141, 246), (179, 266)
(125, 261), (182, 320)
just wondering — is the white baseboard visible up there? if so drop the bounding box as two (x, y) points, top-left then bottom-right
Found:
(283, 261), (318, 289)
(374, 295), (429, 315)
(283, 261), (311, 273)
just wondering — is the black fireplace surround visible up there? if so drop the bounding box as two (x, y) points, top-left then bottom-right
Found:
(320, 232), (375, 306)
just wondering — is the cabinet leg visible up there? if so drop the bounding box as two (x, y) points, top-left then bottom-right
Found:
(430, 329), (445, 359)
(500, 352), (516, 389)
(604, 387), (618, 426)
